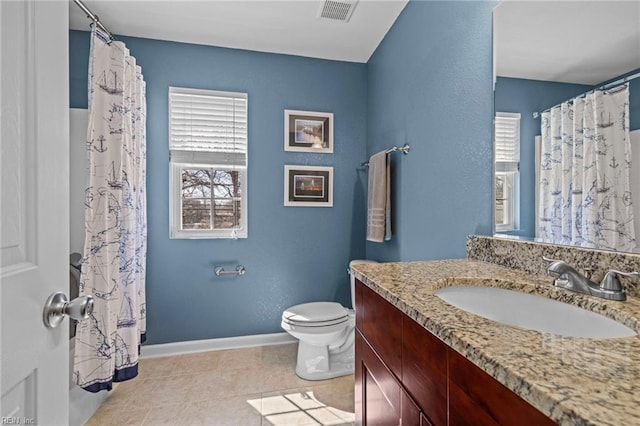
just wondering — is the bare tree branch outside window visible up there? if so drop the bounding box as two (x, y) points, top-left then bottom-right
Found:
(181, 168), (241, 230)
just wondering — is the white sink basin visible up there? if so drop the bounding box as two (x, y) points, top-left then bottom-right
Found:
(435, 286), (636, 338)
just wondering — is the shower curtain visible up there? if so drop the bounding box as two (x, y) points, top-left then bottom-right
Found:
(538, 84), (635, 251)
(74, 27), (147, 392)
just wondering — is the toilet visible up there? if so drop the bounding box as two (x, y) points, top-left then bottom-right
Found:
(281, 259), (377, 380)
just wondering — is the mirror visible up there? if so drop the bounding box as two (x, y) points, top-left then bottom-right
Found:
(493, 0), (640, 252)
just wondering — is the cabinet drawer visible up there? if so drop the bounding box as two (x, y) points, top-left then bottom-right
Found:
(402, 315), (448, 426)
(355, 277), (364, 326)
(356, 280), (403, 376)
(448, 349), (555, 426)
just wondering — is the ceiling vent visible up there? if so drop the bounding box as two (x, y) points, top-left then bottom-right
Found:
(318, 0), (359, 23)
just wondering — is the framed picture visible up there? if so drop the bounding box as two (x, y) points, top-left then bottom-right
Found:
(284, 165), (333, 207)
(284, 110), (333, 153)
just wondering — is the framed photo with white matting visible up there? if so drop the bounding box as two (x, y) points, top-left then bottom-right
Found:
(284, 110), (333, 153)
(284, 165), (333, 207)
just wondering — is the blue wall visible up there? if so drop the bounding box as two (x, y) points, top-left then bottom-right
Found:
(70, 31), (368, 344)
(494, 75), (640, 238)
(70, 0), (502, 344)
(365, 1), (495, 262)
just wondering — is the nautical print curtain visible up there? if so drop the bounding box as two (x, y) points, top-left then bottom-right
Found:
(537, 84), (635, 251)
(74, 27), (147, 392)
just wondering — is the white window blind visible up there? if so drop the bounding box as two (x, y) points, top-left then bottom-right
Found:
(495, 112), (520, 172)
(169, 86), (248, 239)
(169, 87), (247, 166)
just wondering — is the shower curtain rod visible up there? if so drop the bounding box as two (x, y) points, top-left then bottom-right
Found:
(532, 71), (640, 119)
(73, 0), (114, 42)
(361, 144), (411, 167)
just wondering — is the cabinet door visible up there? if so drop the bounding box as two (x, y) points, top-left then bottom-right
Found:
(402, 315), (448, 426)
(401, 388), (422, 426)
(357, 331), (401, 426)
(448, 349), (555, 426)
(355, 326), (363, 422)
(357, 280), (403, 376)
(420, 413), (433, 426)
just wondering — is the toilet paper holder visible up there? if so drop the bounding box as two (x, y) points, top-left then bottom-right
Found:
(214, 265), (246, 277)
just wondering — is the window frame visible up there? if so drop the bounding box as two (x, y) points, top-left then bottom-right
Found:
(168, 87), (248, 239)
(494, 112), (521, 232)
(495, 171), (519, 232)
(170, 162), (247, 239)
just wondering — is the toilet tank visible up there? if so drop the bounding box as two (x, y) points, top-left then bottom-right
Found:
(348, 259), (378, 310)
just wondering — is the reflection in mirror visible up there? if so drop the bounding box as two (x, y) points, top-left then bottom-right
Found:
(493, 0), (640, 252)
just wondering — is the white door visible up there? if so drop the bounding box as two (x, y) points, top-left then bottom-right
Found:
(1, 0), (70, 424)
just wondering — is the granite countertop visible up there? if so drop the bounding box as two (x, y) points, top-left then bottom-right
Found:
(351, 259), (640, 426)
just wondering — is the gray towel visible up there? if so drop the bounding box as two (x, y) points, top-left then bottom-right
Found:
(367, 150), (391, 242)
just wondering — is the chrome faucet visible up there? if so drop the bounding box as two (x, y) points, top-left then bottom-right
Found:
(543, 257), (638, 301)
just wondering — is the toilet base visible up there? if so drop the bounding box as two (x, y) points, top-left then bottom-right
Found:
(294, 333), (354, 381)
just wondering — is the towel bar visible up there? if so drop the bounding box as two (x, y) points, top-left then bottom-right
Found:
(214, 265), (246, 277)
(361, 143), (410, 167)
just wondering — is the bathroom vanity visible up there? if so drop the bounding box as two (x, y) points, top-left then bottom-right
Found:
(351, 243), (640, 425)
(355, 278), (554, 425)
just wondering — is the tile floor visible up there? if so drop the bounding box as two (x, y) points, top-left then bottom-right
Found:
(85, 343), (355, 425)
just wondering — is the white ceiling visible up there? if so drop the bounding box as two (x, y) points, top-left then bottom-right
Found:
(70, 1), (639, 83)
(494, 0), (640, 85)
(69, 0), (409, 63)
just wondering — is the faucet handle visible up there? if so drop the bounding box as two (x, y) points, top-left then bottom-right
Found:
(542, 256), (569, 278)
(601, 269), (639, 292)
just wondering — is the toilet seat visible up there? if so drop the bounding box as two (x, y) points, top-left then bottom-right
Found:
(283, 316), (349, 328)
(282, 318), (352, 336)
(282, 302), (348, 326)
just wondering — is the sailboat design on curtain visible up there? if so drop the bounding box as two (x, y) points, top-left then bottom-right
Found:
(74, 25), (147, 393)
(118, 296), (137, 328)
(98, 69), (124, 95)
(107, 161), (122, 189)
(537, 84), (635, 251)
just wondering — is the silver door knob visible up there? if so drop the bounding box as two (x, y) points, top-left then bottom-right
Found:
(42, 292), (94, 329)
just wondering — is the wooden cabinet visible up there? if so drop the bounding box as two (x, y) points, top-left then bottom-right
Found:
(448, 349), (555, 426)
(355, 279), (555, 426)
(357, 330), (424, 426)
(402, 315), (447, 426)
(401, 388), (424, 426)
(357, 282), (403, 376)
(357, 330), (401, 425)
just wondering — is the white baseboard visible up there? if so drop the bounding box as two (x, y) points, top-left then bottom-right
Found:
(140, 332), (297, 359)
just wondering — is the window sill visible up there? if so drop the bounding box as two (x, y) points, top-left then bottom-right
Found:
(170, 229), (248, 239)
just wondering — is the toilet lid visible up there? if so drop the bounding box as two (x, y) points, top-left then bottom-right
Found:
(283, 302), (348, 324)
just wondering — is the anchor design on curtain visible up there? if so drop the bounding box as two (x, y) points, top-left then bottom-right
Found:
(537, 84), (635, 251)
(74, 26), (147, 392)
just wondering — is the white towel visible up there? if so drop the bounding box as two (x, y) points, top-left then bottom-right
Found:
(367, 150), (391, 242)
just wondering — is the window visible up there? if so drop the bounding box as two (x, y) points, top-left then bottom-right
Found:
(169, 87), (248, 239)
(494, 112), (520, 232)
